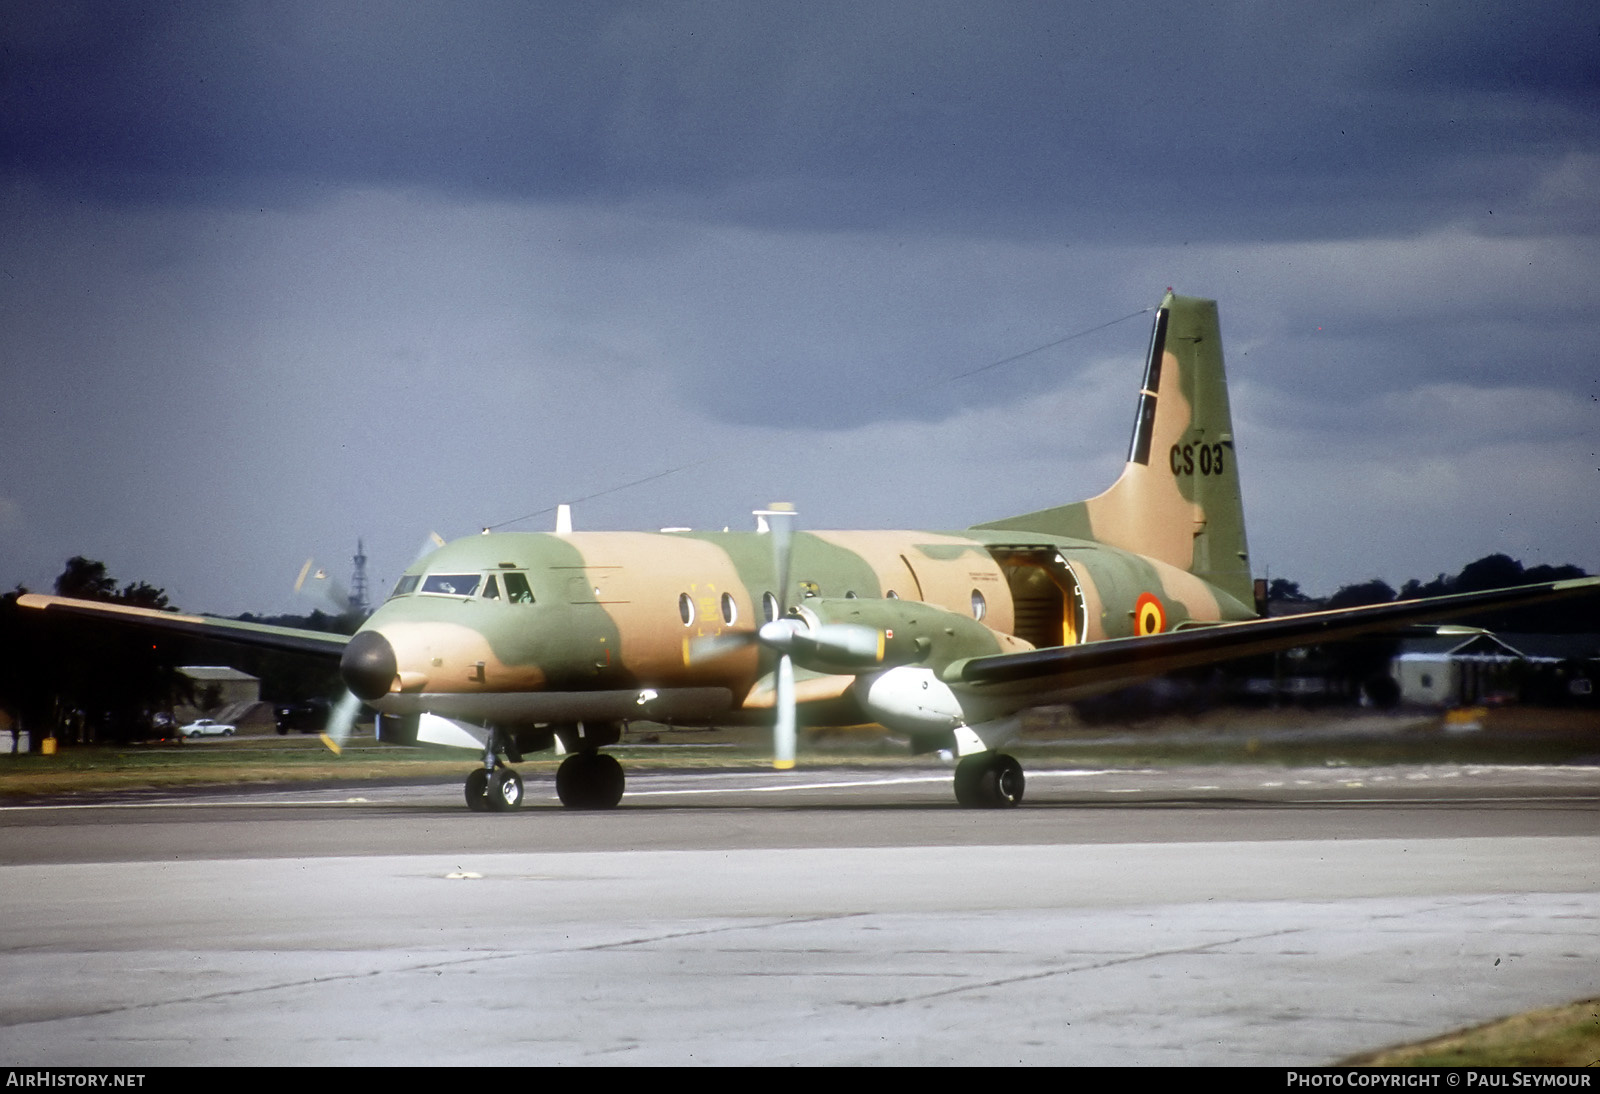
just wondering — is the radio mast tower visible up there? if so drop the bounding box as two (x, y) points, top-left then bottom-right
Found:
(348, 539), (371, 615)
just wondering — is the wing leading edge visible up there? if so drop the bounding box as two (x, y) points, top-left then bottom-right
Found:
(15, 594), (351, 659)
(943, 577), (1600, 703)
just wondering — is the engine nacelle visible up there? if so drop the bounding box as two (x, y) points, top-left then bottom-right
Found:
(788, 597), (1030, 675)
(855, 665), (967, 735)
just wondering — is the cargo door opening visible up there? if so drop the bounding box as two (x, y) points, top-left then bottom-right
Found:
(988, 547), (1087, 650)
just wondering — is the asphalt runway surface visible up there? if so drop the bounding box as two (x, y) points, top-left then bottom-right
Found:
(2, 762), (1598, 1066)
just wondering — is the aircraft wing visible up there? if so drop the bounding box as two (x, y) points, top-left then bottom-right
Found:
(15, 594), (351, 658)
(943, 577), (1600, 703)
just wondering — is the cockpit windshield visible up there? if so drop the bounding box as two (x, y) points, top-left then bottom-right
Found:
(420, 573), (482, 597)
(389, 575), (420, 599)
(503, 572), (534, 603)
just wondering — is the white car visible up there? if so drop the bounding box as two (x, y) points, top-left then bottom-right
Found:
(179, 718), (235, 738)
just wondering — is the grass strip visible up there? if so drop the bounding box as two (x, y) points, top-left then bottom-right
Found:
(1346, 998), (1600, 1067)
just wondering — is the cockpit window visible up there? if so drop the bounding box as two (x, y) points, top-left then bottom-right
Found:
(420, 573), (482, 597)
(482, 575), (500, 600)
(389, 575), (420, 598)
(503, 572), (535, 604)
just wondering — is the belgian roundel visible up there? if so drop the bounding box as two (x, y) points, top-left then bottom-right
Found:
(1135, 592), (1166, 636)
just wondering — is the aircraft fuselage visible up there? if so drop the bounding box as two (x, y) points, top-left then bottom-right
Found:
(345, 525), (1256, 733)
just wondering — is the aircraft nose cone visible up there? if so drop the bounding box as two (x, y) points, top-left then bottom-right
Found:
(341, 630), (398, 701)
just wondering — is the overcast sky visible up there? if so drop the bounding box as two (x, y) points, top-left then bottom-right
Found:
(3, 1), (1597, 617)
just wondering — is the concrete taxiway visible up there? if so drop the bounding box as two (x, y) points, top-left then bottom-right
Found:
(2, 762), (1597, 1066)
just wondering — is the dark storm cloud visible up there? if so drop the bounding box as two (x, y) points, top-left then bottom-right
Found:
(3, 1), (1597, 612)
(6, 1), (1596, 239)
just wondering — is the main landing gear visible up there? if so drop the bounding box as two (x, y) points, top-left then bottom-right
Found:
(555, 751), (626, 810)
(953, 752), (1025, 808)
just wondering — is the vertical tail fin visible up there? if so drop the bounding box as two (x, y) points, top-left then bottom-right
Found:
(974, 291), (1254, 608)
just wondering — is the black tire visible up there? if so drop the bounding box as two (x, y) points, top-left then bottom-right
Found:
(487, 768), (523, 812)
(953, 753), (1025, 808)
(953, 754), (986, 807)
(589, 753), (625, 809)
(982, 754), (1025, 808)
(464, 768), (491, 812)
(556, 752), (626, 809)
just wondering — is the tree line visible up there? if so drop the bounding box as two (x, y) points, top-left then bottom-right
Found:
(1, 558), (360, 747)
(1267, 553), (1590, 633)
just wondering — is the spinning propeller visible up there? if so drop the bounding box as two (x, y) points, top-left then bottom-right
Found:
(318, 690), (364, 754)
(690, 505), (902, 770)
(291, 558), (366, 753)
(297, 534), (445, 755)
(294, 558), (351, 616)
(757, 506), (798, 769)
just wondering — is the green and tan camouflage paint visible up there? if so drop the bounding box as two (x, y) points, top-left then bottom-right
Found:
(336, 293), (1258, 718)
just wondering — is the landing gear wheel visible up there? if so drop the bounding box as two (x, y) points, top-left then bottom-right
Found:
(953, 753), (1025, 808)
(486, 768), (523, 812)
(588, 753), (624, 808)
(464, 768), (490, 812)
(953, 754), (984, 807)
(556, 752), (626, 809)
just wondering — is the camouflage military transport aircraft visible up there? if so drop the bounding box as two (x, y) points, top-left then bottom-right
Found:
(21, 292), (1598, 810)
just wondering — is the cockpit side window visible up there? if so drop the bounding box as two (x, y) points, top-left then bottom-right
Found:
(389, 575), (420, 599)
(420, 573), (482, 597)
(503, 572), (535, 604)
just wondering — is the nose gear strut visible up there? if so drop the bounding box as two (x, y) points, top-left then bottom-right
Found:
(464, 727), (524, 812)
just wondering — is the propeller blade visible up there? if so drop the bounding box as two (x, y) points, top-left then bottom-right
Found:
(415, 531), (447, 560)
(755, 505), (801, 769)
(755, 504), (796, 616)
(295, 557), (351, 614)
(773, 653), (796, 770)
(319, 690), (363, 754)
(685, 631), (759, 665)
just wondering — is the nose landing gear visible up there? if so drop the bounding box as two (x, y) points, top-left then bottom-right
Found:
(464, 728), (526, 812)
(465, 764), (525, 812)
